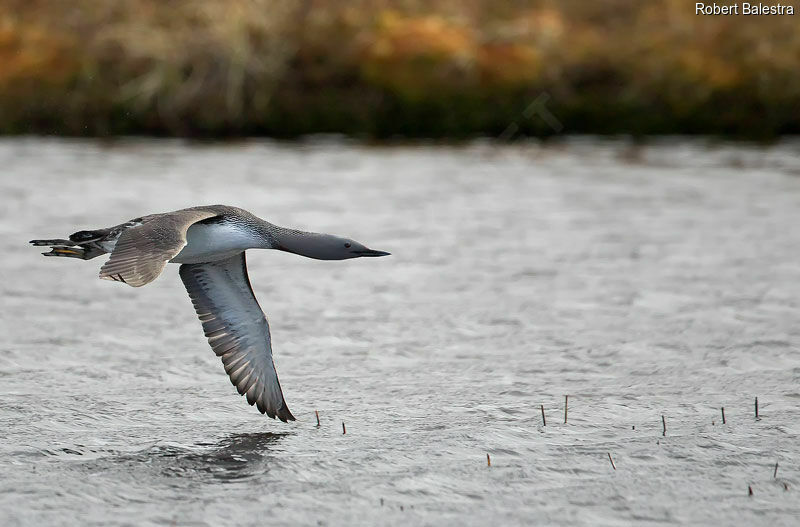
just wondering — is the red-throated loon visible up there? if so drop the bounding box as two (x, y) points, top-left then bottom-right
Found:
(30, 205), (390, 422)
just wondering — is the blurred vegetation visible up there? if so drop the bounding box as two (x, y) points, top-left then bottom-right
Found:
(0, 0), (798, 138)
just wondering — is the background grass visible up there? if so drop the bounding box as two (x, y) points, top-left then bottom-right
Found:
(1, 0), (798, 138)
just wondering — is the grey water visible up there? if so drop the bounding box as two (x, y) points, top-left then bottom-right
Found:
(1, 138), (800, 526)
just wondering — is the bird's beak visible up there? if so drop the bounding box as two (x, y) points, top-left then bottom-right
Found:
(353, 248), (391, 257)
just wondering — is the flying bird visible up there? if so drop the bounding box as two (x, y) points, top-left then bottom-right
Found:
(30, 205), (389, 422)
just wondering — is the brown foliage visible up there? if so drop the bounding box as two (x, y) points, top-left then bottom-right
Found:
(0, 0), (798, 136)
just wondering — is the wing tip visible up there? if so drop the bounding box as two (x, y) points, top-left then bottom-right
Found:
(246, 389), (295, 423)
(99, 271), (143, 287)
(254, 398), (295, 423)
(278, 405), (296, 423)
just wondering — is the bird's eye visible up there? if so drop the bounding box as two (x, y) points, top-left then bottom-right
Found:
(344, 242), (351, 248)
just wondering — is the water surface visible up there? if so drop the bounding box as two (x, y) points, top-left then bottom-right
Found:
(1, 138), (799, 526)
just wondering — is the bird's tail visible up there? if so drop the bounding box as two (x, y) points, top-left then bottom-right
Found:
(30, 228), (111, 260)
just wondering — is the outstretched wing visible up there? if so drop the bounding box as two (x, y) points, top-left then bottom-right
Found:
(179, 253), (295, 422)
(99, 210), (218, 287)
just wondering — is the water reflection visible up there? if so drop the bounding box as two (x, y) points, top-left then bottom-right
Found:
(157, 432), (286, 481)
(77, 432), (286, 483)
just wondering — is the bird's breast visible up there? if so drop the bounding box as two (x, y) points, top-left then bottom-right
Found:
(171, 221), (262, 264)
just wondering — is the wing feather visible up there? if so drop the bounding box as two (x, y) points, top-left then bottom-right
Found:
(179, 253), (295, 422)
(99, 210), (219, 287)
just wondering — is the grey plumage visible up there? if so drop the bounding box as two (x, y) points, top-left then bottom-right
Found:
(180, 253), (294, 421)
(30, 204), (389, 421)
(98, 209), (218, 286)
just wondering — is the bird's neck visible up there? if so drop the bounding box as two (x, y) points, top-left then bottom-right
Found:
(258, 223), (323, 257)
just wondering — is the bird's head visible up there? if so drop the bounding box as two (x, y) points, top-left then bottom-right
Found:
(276, 231), (390, 260)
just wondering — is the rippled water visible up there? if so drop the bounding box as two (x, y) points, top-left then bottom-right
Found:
(1, 138), (800, 526)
